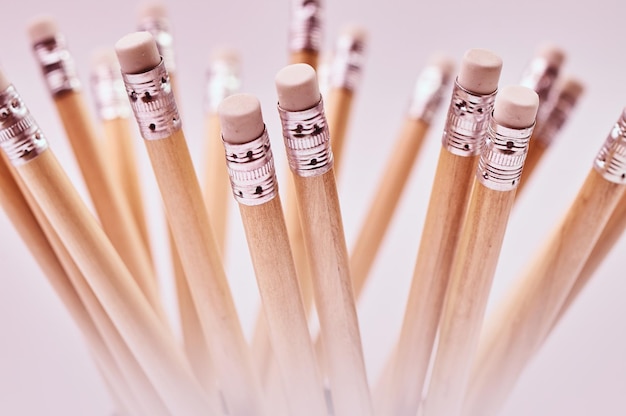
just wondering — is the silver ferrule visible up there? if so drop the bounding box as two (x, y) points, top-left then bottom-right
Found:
(328, 33), (365, 91)
(519, 57), (559, 122)
(533, 88), (580, 147)
(408, 64), (453, 123)
(477, 118), (534, 191)
(121, 60), (181, 140)
(289, 0), (322, 52)
(594, 109), (626, 184)
(0, 86), (49, 165)
(32, 35), (81, 96)
(278, 98), (333, 177)
(205, 60), (241, 113)
(223, 128), (278, 206)
(138, 17), (176, 73)
(90, 63), (131, 121)
(442, 80), (497, 157)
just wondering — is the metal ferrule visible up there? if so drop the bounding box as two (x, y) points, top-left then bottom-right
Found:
(328, 33), (365, 91)
(90, 62), (131, 121)
(289, 0), (322, 52)
(223, 128), (277, 206)
(594, 109), (626, 184)
(32, 35), (81, 96)
(138, 17), (176, 72)
(205, 60), (241, 113)
(442, 80), (497, 157)
(121, 60), (181, 140)
(0, 85), (49, 165)
(477, 117), (534, 191)
(533, 88), (580, 147)
(278, 98), (333, 177)
(519, 57), (559, 122)
(408, 64), (453, 123)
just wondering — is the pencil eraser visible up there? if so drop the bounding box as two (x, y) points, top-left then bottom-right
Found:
(0, 68), (11, 91)
(218, 93), (265, 144)
(340, 24), (368, 42)
(115, 32), (161, 74)
(428, 53), (456, 79)
(536, 43), (566, 67)
(492, 85), (539, 129)
(559, 75), (585, 98)
(91, 48), (119, 70)
(27, 15), (59, 44)
(211, 46), (240, 67)
(138, 2), (168, 20)
(458, 48), (502, 95)
(275, 63), (321, 111)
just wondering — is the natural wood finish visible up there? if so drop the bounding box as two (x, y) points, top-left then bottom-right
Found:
(420, 181), (517, 416)
(290, 49), (319, 69)
(144, 130), (265, 416)
(238, 195), (327, 416)
(377, 148), (479, 416)
(16, 149), (215, 415)
(351, 118), (430, 298)
(464, 169), (625, 416)
(326, 87), (354, 176)
(293, 168), (373, 416)
(515, 136), (548, 196)
(53, 91), (163, 320)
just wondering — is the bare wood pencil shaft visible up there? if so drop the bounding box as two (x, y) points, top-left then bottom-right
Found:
(145, 130), (265, 416)
(464, 169), (624, 416)
(351, 118), (429, 297)
(421, 183), (516, 416)
(380, 149), (478, 415)
(239, 196), (327, 416)
(101, 117), (152, 261)
(294, 168), (373, 416)
(326, 87), (354, 176)
(515, 136), (547, 196)
(53, 91), (162, 320)
(16, 149), (215, 415)
(94, 353), (143, 416)
(290, 50), (318, 69)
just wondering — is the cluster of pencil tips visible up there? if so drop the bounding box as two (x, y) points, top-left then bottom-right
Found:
(0, 1), (624, 416)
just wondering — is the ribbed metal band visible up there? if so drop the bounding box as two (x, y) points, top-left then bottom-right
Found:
(442, 80), (497, 156)
(328, 33), (365, 91)
(278, 98), (333, 177)
(204, 59), (241, 113)
(533, 88), (580, 147)
(407, 64), (453, 123)
(594, 109), (626, 184)
(519, 57), (560, 123)
(223, 129), (277, 206)
(477, 118), (534, 191)
(289, 0), (322, 52)
(32, 35), (81, 96)
(121, 60), (181, 140)
(0, 86), (49, 165)
(90, 62), (131, 120)
(138, 17), (176, 72)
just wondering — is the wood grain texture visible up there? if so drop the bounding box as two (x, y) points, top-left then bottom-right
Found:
(420, 182), (517, 416)
(326, 87), (354, 176)
(239, 196), (327, 416)
(290, 50), (319, 69)
(294, 168), (373, 416)
(53, 92), (163, 321)
(16, 149), (215, 415)
(463, 169), (625, 416)
(144, 130), (265, 416)
(515, 136), (548, 197)
(377, 149), (478, 416)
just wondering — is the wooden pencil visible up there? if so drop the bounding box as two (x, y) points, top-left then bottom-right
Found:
(288, 0), (322, 68)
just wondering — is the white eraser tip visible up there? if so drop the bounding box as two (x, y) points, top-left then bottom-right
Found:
(340, 24), (368, 42)
(138, 2), (168, 20)
(91, 48), (119, 70)
(493, 85), (539, 129)
(275, 63), (320, 111)
(27, 15), (59, 44)
(458, 48), (502, 95)
(211, 46), (240, 68)
(218, 93), (265, 144)
(536, 43), (566, 67)
(427, 53), (456, 79)
(115, 32), (161, 74)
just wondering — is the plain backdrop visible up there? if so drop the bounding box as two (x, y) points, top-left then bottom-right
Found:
(0, 0), (624, 415)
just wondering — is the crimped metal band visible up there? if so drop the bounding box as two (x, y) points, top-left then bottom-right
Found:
(443, 80), (497, 156)
(205, 60), (241, 113)
(408, 64), (453, 123)
(278, 98), (333, 177)
(121, 60), (181, 140)
(90, 63), (131, 120)
(138, 18), (176, 72)
(223, 129), (277, 206)
(32, 36), (81, 96)
(520, 57), (559, 123)
(533, 89), (579, 147)
(477, 118), (534, 191)
(289, 0), (322, 52)
(594, 109), (626, 184)
(329, 34), (365, 91)
(0, 86), (49, 165)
